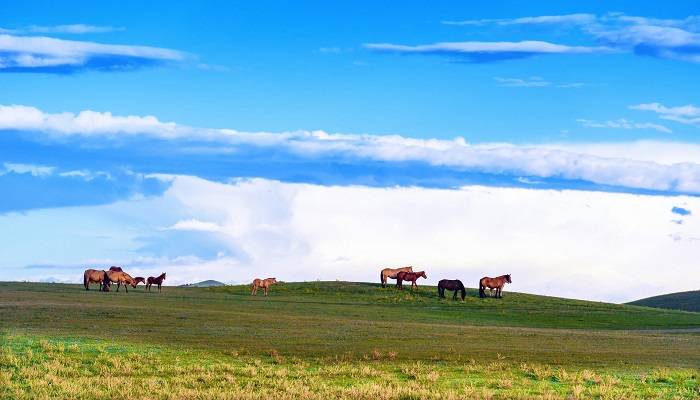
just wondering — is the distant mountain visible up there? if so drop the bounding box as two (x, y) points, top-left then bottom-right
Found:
(181, 280), (227, 287)
(627, 290), (700, 313)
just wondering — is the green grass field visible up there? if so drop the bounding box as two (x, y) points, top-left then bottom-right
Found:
(1, 281), (699, 399)
(628, 290), (700, 313)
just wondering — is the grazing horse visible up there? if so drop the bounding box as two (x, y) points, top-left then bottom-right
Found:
(251, 278), (277, 297)
(479, 274), (512, 298)
(438, 279), (466, 300)
(83, 269), (110, 292)
(133, 277), (146, 285)
(380, 266), (413, 288)
(146, 273), (166, 293)
(106, 270), (138, 293)
(396, 271), (427, 290)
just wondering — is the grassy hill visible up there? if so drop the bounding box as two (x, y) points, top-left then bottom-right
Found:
(2, 280), (699, 398)
(627, 289), (700, 313)
(180, 279), (227, 287)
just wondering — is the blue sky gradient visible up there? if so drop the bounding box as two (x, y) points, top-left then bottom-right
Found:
(1, 1), (699, 302)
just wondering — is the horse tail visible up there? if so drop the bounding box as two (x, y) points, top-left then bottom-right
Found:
(380, 271), (385, 288)
(479, 279), (485, 298)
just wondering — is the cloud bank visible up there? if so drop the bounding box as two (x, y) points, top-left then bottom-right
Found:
(5, 176), (699, 303)
(2, 105), (700, 207)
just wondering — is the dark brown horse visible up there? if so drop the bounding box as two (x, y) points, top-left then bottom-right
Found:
(108, 266), (123, 272)
(396, 271), (427, 290)
(83, 269), (110, 292)
(105, 270), (138, 293)
(479, 274), (512, 298)
(146, 272), (166, 293)
(251, 277), (277, 297)
(438, 279), (466, 300)
(380, 266), (413, 288)
(133, 277), (146, 285)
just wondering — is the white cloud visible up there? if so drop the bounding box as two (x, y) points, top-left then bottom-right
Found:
(3, 176), (699, 303)
(0, 105), (183, 137)
(3, 104), (700, 195)
(577, 118), (672, 133)
(365, 40), (612, 56)
(25, 24), (123, 34)
(631, 103), (700, 128)
(503, 14), (597, 26)
(0, 33), (188, 72)
(2, 162), (55, 176)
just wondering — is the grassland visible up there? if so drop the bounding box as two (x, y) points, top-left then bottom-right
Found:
(1, 280), (699, 399)
(628, 290), (700, 313)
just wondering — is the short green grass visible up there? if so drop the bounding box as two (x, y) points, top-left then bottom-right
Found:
(1, 281), (699, 398)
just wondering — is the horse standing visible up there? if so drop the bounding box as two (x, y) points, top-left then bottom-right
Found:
(146, 273), (166, 293)
(106, 270), (138, 293)
(380, 266), (413, 288)
(83, 269), (110, 292)
(251, 277), (277, 297)
(438, 279), (466, 300)
(133, 277), (146, 285)
(396, 271), (427, 290)
(479, 274), (512, 298)
(108, 266), (123, 272)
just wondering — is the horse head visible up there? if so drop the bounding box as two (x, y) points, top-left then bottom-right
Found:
(506, 274), (512, 284)
(419, 271), (427, 279)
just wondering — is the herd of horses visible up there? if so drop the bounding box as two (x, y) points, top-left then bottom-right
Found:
(84, 265), (510, 300)
(381, 266), (512, 300)
(83, 266), (166, 293)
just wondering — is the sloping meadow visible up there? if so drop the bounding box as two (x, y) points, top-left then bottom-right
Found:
(1, 281), (699, 398)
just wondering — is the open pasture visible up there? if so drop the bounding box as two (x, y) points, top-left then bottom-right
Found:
(1, 280), (699, 398)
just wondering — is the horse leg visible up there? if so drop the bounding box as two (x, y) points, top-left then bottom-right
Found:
(452, 290), (457, 300)
(252, 285), (257, 296)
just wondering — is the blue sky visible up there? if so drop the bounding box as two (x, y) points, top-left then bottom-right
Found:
(1, 1), (700, 302)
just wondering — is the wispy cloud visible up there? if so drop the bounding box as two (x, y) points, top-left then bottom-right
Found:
(377, 13), (700, 64)
(494, 76), (591, 88)
(0, 33), (189, 73)
(631, 103), (700, 128)
(364, 41), (612, 63)
(577, 118), (672, 134)
(494, 77), (550, 87)
(1, 24), (122, 35)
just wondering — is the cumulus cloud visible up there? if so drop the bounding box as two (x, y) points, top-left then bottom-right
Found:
(0, 33), (189, 73)
(5, 176), (700, 302)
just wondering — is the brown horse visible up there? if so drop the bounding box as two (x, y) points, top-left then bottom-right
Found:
(108, 266), (123, 272)
(106, 270), (138, 293)
(251, 277), (277, 297)
(380, 266), (413, 288)
(146, 272), (166, 293)
(83, 269), (110, 292)
(479, 274), (512, 298)
(133, 277), (146, 285)
(396, 271), (427, 290)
